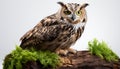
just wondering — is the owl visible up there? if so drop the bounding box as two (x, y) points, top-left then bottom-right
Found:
(20, 2), (88, 55)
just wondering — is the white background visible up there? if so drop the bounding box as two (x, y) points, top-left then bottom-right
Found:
(0, 0), (120, 68)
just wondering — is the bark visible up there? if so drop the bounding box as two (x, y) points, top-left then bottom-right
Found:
(22, 51), (120, 69)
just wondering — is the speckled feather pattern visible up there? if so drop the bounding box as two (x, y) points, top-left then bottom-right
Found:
(20, 2), (88, 52)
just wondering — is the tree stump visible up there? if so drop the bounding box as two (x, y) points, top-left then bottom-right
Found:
(22, 51), (120, 69)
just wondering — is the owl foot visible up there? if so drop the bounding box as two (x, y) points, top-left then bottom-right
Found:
(56, 49), (68, 56)
(56, 48), (77, 56)
(68, 48), (77, 54)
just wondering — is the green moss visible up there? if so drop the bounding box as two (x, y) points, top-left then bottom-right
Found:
(88, 39), (119, 62)
(3, 46), (60, 69)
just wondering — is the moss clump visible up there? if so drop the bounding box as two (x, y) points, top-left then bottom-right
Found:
(88, 39), (119, 62)
(3, 46), (60, 69)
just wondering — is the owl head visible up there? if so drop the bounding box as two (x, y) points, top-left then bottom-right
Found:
(57, 2), (88, 24)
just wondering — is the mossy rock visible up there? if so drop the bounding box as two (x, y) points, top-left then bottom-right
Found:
(3, 39), (120, 69)
(4, 51), (120, 69)
(3, 46), (60, 69)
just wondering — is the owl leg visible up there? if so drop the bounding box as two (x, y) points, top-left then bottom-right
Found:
(68, 48), (77, 54)
(56, 49), (68, 56)
(56, 48), (77, 55)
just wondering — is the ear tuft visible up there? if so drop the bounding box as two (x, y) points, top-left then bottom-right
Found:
(57, 2), (68, 9)
(57, 2), (64, 6)
(80, 3), (89, 9)
(57, 2), (66, 7)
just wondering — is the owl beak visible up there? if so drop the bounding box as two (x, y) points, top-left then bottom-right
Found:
(71, 14), (76, 21)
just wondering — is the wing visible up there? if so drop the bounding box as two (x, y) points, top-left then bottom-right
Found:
(20, 17), (69, 50)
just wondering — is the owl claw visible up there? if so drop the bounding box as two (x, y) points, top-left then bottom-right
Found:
(56, 49), (68, 56)
(68, 48), (77, 54)
(56, 48), (77, 56)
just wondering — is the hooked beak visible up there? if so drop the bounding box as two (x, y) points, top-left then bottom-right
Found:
(71, 14), (76, 21)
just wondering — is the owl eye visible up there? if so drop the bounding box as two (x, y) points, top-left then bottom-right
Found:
(76, 10), (82, 16)
(63, 10), (71, 15)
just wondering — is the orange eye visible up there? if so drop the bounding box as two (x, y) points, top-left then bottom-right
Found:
(63, 10), (71, 15)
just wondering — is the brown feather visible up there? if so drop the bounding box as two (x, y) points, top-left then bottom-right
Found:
(20, 2), (88, 53)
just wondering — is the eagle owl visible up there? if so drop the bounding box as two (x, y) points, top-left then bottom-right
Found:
(20, 2), (88, 55)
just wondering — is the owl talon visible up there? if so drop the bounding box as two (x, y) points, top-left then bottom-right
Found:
(56, 48), (77, 55)
(68, 48), (77, 54)
(56, 49), (68, 56)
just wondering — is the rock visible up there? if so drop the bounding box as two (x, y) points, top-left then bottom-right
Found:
(22, 51), (120, 69)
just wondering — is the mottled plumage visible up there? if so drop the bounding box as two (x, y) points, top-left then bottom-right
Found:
(20, 2), (88, 55)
